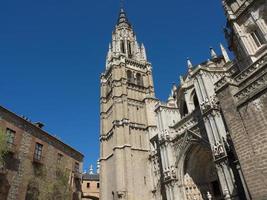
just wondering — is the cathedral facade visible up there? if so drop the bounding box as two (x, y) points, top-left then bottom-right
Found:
(99, 0), (267, 200)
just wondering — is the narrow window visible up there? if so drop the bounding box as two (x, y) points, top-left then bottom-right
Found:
(87, 182), (90, 188)
(34, 143), (43, 161)
(97, 182), (100, 188)
(136, 73), (143, 86)
(120, 40), (125, 53)
(6, 128), (15, 145)
(127, 40), (132, 58)
(251, 30), (265, 48)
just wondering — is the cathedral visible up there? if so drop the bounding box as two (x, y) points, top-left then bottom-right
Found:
(99, 0), (267, 200)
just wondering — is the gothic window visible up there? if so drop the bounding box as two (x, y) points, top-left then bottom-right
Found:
(136, 73), (143, 86)
(120, 40), (125, 54)
(127, 70), (134, 83)
(250, 30), (265, 48)
(127, 40), (132, 58)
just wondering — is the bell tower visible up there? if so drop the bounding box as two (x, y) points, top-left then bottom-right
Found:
(99, 8), (156, 200)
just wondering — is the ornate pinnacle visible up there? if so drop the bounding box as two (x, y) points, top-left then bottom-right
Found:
(220, 43), (230, 62)
(187, 58), (193, 71)
(210, 47), (218, 59)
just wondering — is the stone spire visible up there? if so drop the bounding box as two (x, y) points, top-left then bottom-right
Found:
(89, 164), (94, 174)
(117, 8), (131, 28)
(210, 47), (218, 59)
(220, 43), (230, 62)
(105, 7), (148, 68)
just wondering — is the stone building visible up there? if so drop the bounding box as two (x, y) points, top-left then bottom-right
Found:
(82, 164), (100, 200)
(0, 105), (84, 200)
(99, 0), (267, 200)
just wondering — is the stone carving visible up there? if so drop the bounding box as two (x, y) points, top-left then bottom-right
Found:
(213, 141), (226, 159)
(117, 191), (127, 199)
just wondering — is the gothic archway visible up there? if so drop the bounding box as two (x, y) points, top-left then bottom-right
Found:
(182, 144), (222, 200)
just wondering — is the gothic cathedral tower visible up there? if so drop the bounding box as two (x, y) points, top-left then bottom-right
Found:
(99, 8), (157, 200)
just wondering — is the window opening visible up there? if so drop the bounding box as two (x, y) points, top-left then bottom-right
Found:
(34, 143), (43, 161)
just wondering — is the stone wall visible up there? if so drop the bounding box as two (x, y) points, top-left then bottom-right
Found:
(216, 63), (267, 199)
(0, 106), (84, 200)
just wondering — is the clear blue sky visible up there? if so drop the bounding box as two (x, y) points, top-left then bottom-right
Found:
(0, 0), (227, 172)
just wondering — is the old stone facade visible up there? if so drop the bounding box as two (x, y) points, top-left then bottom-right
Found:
(82, 164), (100, 200)
(100, 0), (267, 200)
(0, 106), (84, 200)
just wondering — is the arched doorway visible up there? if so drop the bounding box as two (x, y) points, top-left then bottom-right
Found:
(183, 145), (222, 200)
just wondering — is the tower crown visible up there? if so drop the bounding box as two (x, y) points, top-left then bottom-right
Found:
(105, 8), (148, 68)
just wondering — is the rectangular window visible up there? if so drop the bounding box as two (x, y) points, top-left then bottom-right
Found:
(251, 30), (265, 48)
(34, 143), (43, 161)
(87, 182), (90, 188)
(6, 128), (15, 145)
(97, 182), (100, 188)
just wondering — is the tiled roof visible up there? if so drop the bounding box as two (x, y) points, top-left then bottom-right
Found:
(83, 173), (99, 181)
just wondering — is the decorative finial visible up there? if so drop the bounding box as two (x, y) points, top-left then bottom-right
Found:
(210, 47), (218, 59)
(187, 57), (193, 72)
